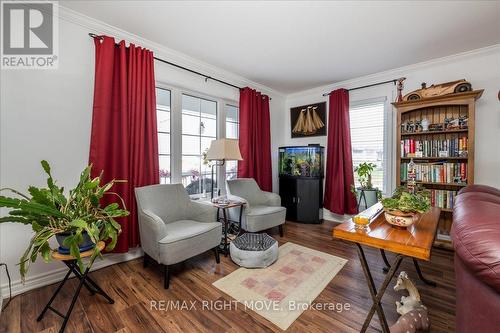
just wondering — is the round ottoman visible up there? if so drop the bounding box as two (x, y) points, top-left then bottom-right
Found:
(230, 233), (278, 268)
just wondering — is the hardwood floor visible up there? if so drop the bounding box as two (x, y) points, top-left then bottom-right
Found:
(0, 220), (456, 333)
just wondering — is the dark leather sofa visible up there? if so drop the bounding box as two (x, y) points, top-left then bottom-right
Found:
(451, 184), (500, 333)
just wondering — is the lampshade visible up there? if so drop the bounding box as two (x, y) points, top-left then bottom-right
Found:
(206, 139), (243, 161)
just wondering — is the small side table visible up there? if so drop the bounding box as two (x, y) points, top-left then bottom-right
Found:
(37, 241), (114, 333)
(211, 201), (245, 256)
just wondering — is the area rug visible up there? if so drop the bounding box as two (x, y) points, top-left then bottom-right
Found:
(213, 242), (347, 330)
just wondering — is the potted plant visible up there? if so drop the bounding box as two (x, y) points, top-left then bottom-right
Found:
(352, 162), (381, 210)
(0, 161), (129, 281)
(381, 186), (431, 228)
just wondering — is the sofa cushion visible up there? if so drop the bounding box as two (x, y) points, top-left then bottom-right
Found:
(454, 192), (500, 206)
(452, 195), (500, 292)
(248, 205), (286, 216)
(158, 220), (222, 265)
(242, 206), (286, 232)
(160, 220), (221, 244)
(458, 184), (500, 197)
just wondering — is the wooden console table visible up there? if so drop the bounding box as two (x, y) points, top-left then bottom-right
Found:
(333, 207), (441, 333)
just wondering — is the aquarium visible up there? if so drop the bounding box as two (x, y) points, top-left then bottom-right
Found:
(279, 146), (324, 177)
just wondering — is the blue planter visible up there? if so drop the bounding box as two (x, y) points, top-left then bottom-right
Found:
(56, 231), (95, 254)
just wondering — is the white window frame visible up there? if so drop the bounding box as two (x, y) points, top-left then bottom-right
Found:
(155, 81), (238, 197)
(156, 87), (172, 184)
(224, 103), (240, 181)
(349, 96), (392, 195)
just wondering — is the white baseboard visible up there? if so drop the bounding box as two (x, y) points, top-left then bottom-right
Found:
(0, 247), (143, 299)
(322, 208), (352, 223)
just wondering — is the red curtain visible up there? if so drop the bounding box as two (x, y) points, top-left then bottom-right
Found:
(238, 87), (272, 191)
(323, 89), (358, 215)
(89, 36), (159, 252)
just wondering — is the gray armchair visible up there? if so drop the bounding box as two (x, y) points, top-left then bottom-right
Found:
(135, 184), (221, 289)
(226, 178), (286, 236)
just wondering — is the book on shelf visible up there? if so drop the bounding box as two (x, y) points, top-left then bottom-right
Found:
(400, 161), (467, 184)
(430, 189), (458, 210)
(401, 137), (468, 158)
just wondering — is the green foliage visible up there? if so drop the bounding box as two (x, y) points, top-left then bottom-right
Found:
(381, 186), (431, 214)
(0, 161), (129, 282)
(354, 162), (377, 189)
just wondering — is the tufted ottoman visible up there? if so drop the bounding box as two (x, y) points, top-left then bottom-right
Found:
(230, 233), (278, 268)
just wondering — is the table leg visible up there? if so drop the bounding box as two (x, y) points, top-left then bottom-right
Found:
(64, 261), (97, 295)
(38, 260), (115, 333)
(37, 265), (73, 321)
(356, 244), (403, 333)
(380, 249), (391, 273)
(59, 266), (91, 333)
(222, 208), (229, 256)
(379, 250), (437, 287)
(237, 205), (243, 236)
(413, 258), (437, 287)
(65, 262), (114, 303)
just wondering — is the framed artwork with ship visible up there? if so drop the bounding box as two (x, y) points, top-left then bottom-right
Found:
(290, 102), (327, 138)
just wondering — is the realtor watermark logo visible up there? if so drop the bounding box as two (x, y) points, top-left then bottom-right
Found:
(1, 1), (58, 69)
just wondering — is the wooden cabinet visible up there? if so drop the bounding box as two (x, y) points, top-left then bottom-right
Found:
(392, 90), (483, 248)
(279, 176), (323, 224)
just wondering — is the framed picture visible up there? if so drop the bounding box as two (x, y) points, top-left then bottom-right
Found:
(290, 102), (327, 138)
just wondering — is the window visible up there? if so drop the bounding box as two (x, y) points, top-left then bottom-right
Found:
(225, 104), (239, 180)
(181, 94), (217, 195)
(349, 102), (386, 192)
(156, 87), (171, 184)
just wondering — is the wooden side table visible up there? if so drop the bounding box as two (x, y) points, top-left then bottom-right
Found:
(37, 241), (114, 333)
(333, 207), (441, 333)
(211, 200), (245, 256)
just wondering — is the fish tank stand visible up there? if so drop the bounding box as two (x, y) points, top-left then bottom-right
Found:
(278, 145), (324, 224)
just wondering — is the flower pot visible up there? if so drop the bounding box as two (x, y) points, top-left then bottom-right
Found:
(384, 210), (420, 228)
(356, 188), (379, 211)
(56, 231), (95, 254)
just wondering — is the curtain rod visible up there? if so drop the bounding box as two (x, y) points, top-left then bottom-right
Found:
(88, 33), (271, 99)
(322, 78), (404, 96)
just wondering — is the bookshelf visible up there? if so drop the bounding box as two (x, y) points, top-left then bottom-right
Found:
(393, 90), (483, 249)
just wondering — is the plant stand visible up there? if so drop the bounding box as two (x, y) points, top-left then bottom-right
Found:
(356, 188), (379, 211)
(37, 242), (114, 333)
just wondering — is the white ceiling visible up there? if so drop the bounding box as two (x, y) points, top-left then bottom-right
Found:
(61, 1), (500, 94)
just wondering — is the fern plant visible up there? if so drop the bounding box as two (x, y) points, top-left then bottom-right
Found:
(0, 161), (129, 281)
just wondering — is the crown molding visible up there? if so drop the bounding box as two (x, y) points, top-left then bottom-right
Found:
(58, 5), (285, 98)
(286, 43), (500, 100)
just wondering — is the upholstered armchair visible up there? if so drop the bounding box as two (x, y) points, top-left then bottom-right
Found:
(226, 178), (286, 236)
(135, 184), (222, 289)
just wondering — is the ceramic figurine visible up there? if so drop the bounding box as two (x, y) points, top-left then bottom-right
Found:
(390, 271), (430, 333)
(407, 121), (415, 133)
(421, 118), (429, 131)
(396, 77), (406, 102)
(459, 116), (468, 129)
(414, 120), (422, 132)
(446, 117), (460, 130)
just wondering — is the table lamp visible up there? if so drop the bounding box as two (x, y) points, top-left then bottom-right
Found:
(206, 138), (243, 199)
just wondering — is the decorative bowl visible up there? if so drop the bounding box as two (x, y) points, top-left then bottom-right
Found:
(384, 210), (420, 228)
(353, 215), (370, 231)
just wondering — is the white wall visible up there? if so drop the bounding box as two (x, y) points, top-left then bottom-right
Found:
(0, 6), (284, 297)
(280, 45), (500, 220)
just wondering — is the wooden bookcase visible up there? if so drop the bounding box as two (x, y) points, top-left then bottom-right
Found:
(392, 90), (483, 248)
